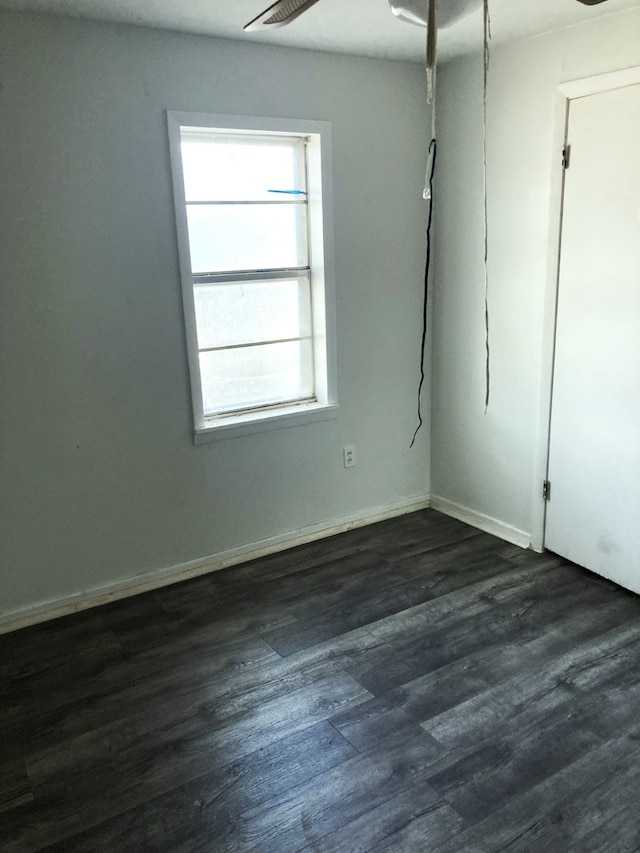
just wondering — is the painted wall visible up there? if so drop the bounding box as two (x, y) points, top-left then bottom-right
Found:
(431, 7), (640, 544)
(0, 11), (430, 621)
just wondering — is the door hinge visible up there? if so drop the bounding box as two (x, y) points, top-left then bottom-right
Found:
(562, 145), (571, 169)
(543, 480), (551, 502)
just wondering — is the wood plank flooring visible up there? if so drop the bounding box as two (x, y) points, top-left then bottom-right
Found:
(2, 509), (640, 851)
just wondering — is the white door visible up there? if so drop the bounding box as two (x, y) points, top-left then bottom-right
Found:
(545, 81), (640, 594)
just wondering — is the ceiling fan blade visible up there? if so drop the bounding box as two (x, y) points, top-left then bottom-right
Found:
(244, 0), (322, 31)
(576, 0), (608, 4)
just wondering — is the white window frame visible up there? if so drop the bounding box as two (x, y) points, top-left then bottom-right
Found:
(167, 112), (338, 443)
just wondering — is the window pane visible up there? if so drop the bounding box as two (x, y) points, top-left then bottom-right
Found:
(180, 133), (306, 202)
(186, 204), (308, 273)
(200, 340), (314, 416)
(194, 278), (311, 350)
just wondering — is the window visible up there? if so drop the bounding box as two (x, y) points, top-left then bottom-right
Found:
(167, 113), (338, 442)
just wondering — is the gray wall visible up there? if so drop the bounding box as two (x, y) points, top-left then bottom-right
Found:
(0, 11), (430, 620)
(431, 8), (640, 542)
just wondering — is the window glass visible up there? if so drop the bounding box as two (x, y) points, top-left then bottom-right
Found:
(185, 204), (308, 273)
(193, 277), (312, 350)
(199, 340), (314, 416)
(181, 133), (306, 203)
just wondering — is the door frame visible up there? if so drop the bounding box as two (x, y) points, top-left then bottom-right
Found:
(531, 64), (640, 552)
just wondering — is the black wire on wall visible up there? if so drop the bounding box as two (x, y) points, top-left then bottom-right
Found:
(410, 137), (437, 450)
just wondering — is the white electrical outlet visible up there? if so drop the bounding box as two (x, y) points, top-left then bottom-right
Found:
(343, 445), (357, 468)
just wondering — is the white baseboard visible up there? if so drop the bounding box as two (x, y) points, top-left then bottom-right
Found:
(0, 493), (431, 635)
(430, 495), (531, 550)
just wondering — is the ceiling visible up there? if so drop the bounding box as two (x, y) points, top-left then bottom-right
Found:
(1, 0), (638, 62)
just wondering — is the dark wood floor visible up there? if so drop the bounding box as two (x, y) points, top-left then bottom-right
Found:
(3, 510), (640, 852)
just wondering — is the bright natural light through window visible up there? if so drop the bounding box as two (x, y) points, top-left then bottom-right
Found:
(167, 113), (337, 441)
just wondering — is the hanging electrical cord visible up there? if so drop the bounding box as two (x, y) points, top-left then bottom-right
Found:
(411, 0), (491, 442)
(483, 0), (492, 412)
(410, 0), (438, 449)
(410, 137), (437, 449)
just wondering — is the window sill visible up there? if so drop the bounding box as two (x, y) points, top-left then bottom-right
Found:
(194, 402), (340, 444)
